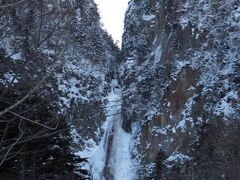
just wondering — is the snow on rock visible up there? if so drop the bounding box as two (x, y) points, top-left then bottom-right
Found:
(143, 14), (155, 21)
(214, 90), (239, 118)
(165, 151), (191, 168)
(2, 71), (19, 84)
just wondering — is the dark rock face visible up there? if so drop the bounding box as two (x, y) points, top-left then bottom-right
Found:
(121, 0), (240, 179)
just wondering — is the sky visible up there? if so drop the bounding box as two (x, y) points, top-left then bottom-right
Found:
(94, 0), (129, 47)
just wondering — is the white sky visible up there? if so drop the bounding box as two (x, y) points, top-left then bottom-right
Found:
(94, 0), (129, 47)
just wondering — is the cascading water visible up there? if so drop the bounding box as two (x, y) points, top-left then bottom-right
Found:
(90, 79), (134, 180)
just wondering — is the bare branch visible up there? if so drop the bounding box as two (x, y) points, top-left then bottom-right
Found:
(8, 110), (60, 130)
(0, 46), (66, 117)
(0, 120), (24, 166)
(0, 128), (69, 155)
(0, 121), (9, 147)
(0, 75), (48, 117)
(0, 0), (26, 8)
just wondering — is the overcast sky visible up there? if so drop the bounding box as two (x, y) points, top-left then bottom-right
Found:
(94, 0), (129, 47)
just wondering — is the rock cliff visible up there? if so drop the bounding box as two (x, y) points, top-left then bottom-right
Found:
(120, 0), (240, 179)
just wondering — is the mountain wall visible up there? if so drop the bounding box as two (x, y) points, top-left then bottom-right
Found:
(120, 0), (240, 179)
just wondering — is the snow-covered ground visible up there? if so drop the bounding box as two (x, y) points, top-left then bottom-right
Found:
(88, 79), (135, 180)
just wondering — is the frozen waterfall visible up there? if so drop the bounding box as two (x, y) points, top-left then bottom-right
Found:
(90, 79), (135, 180)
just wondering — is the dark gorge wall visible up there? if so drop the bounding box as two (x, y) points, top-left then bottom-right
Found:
(120, 0), (240, 179)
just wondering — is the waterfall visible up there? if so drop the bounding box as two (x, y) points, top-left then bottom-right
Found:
(90, 79), (134, 180)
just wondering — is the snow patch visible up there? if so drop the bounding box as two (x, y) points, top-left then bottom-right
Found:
(143, 14), (155, 21)
(214, 90), (238, 118)
(165, 151), (191, 168)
